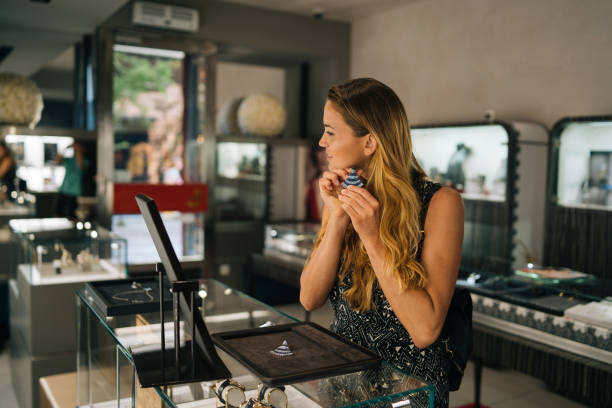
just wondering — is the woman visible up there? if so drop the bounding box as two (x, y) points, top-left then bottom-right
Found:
(0, 141), (17, 200)
(300, 78), (464, 407)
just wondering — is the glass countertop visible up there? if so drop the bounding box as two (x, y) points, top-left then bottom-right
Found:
(77, 278), (434, 408)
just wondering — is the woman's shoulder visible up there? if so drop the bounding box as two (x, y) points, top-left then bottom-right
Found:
(428, 186), (464, 218)
(415, 176), (462, 223)
(413, 175), (442, 204)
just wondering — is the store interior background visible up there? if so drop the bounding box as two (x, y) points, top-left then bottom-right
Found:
(1, 0), (611, 407)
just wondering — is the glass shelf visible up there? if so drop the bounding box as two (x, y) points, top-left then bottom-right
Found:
(77, 279), (434, 408)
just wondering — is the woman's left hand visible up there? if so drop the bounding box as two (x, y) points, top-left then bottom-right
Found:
(339, 186), (381, 244)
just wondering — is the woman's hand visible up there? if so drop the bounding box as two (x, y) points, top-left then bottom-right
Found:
(318, 168), (359, 220)
(339, 185), (380, 245)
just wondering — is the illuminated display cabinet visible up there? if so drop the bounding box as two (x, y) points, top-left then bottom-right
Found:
(411, 121), (549, 274)
(7, 218), (127, 408)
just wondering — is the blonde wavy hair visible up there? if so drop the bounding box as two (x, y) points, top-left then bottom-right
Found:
(314, 78), (428, 311)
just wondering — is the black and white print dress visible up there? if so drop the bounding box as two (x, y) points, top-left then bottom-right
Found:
(329, 178), (449, 407)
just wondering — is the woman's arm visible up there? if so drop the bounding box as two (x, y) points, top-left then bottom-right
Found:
(299, 168), (354, 311)
(299, 207), (349, 311)
(340, 186), (464, 349)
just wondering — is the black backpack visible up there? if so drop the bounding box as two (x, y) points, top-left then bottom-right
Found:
(440, 287), (473, 391)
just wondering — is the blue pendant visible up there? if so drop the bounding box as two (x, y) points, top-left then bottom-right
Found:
(342, 168), (364, 189)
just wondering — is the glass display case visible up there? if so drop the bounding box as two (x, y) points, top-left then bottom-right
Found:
(76, 279), (434, 408)
(215, 141), (268, 221)
(264, 222), (319, 260)
(112, 212), (204, 266)
(4, 133), (73, 192)
(0, 193), (35, 226)
(553, 119), (612, 209)
(411, 121), (548, 273)
(211, 137), (311, 289)
(9, 217), (127, 285)
(412, 124), (509, 200)
(545, 116), (612, 280)
(0, 126), (96, 193)
(7, 217), (128, 408)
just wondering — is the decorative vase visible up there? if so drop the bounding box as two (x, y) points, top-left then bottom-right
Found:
(0, 72), (44, 128)
(237, 93), (286, 137)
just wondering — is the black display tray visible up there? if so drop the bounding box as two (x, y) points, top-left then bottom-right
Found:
(85, 277), (174, 317)
(456, 276), (530, 298)
(211, 321), (381, 386)
(499, 286), (590, 316)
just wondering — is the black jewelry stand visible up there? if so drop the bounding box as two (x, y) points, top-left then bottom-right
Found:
(131, 195), (231, 388)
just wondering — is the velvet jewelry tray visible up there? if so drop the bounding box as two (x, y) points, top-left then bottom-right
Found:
(211, 321), (381, 386)
(85, 277), (174, 317)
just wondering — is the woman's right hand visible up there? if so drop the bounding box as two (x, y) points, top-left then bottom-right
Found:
(319, 168), (360, 220)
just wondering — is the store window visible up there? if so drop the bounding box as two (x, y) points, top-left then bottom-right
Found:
(112, 44), (185, 184)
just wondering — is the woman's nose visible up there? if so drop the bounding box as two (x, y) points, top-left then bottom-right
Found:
(318, 134), (327, 147)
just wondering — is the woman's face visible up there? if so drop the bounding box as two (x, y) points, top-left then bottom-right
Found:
(319, 101), (369, 170)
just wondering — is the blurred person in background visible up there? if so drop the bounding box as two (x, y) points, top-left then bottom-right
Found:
(55, 142), (88, 218)
(0, 141), (17, 200)
(305, 144), (328, 220)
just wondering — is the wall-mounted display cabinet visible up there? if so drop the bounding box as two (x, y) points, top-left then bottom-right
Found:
(411, 121), (549, 274)
(212, 135), (311, 289)
(545, 116), (612, 280)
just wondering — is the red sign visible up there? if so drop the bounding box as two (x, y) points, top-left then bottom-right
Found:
(113, 184), (208, 214)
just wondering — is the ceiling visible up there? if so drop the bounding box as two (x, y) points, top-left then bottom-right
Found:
(0, 0), (415, 84)
(0, 0), (129, 76)
(219, 0), (415, 21)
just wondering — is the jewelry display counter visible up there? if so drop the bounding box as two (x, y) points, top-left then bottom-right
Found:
(76, 278), (434, 408)
(457, 273), (611, 406)
(250, 224), (610, 405)
(8, 217), (127, 408)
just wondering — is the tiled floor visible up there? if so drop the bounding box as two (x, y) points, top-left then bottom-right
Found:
(275, 301), (589, 408)
(0, 345), (19, 408)
(0, 302), (589, 408)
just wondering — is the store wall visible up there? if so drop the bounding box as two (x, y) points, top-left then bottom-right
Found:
(217, 62), (285, 110)
(351, 0), (612, 128)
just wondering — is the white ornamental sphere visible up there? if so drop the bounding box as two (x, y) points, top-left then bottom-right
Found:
(217, 96), (244, 135)
(0, 72), (44, 128)
(237, 94), (286, 137)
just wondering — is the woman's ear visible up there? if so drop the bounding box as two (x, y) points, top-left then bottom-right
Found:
(363, 134), (378, 156)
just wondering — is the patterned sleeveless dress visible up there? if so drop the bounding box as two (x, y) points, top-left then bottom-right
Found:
(329, 178), (449, 407)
